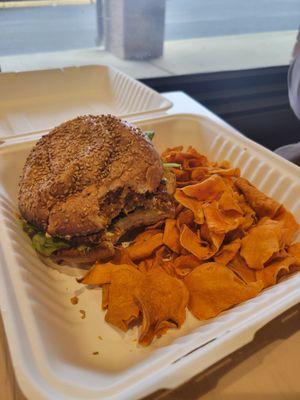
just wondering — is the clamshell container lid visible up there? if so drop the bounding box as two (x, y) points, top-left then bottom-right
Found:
(0, 64), (172, 139)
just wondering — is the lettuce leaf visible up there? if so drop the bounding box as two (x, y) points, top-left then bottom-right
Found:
(21, 221), (70, 256)
(163, 162), (182, 169)
(144, 131), (155, 141)
(31, 232), (70, 257)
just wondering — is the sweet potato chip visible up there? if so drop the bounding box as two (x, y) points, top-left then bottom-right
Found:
(161, 146), (183, 159)
(287, 243), (300, 270)
(184, 262), (263, 319)
(161, 260), (177, 277)
(256, 257), (296, 288)
(174, 189), (204, 224)
(176, 209), (194, 229)
(200, 222), (225, 251)
(240, 224), (281, 270)
(228, 254), (256, 283)
(236, 193), (256, 229)
(235, 177), (281, 218)
(172, 169), (190, 181)
(203, 201), (244, 234)
(127, 233), (164, 261)
(180, 224), (222, 260)
(105, 266), (142, 331)
(209, 167), (240, 177)
(163, 219), (181, 253)
(190, 167), (208, 181)
(187, 146), (209, 162)
(173, 254), (201, 277)
(182, 175), (227, 201)
(214, 239), (241, 265)
(111, 248), (136, 266)
(79, 262), (115, 285)
(135, 267), (189, 345)
(154, 320), (178, 339)
(80, 263), (142, 331)
(218, 190), (243, 214)
(274, 206), (299, 245)
(138, 259), (154, 273)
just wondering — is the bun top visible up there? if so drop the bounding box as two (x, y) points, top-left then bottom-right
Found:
(18, 115), (163, 236)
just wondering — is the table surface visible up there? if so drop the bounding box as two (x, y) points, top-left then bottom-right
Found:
(0, 92), (299, 400)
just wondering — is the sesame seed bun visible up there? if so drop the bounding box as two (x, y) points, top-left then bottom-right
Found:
(18, 115), (164, 239)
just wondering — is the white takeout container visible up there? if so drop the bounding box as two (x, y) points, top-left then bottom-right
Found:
(0, 110), (299, 400)
(0, 65), (172, 139)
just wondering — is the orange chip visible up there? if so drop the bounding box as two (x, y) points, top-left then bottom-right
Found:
(163, 219), (181, 253)
(184, 262), (263, 320)
(127, 233), (163, 261)
(176, 209), (194, 229)
(135, 267), (189, 346)
(214, 239), (241, 265)
(235, 177), (281, 218)
(79, 262), (115, 285)
(188, 158), (209, 168)
(161, 260), (176, 277)
(172, 168), (191, 181)
(173, 254), (201, 277)
(182, 175), (227, 201)
(228, 254), (257, 283)
(287, 243), (300, 270)
(105, 265), (142, 331)
(111, 248), (136, 266)
(138, 258), (153, 273)
(274, 206), (299, 245)
(236, 193), (256, 231)
(208, 167), (240, 177)
(187, 146), (209, 163)
(180, 224), (222, 260)
(256, 257), (296, 288)
(240, 224), (281, 270)
(161, 146), (183, 160)
(80, 263), (142, 332)
(218, 190), (243, 214)
(175, 203), (184, 216)
(174, 189), (204, 224)
(203, 201), (243, 234)
(201, 223), (225, 251)
(190, 167), (209, 181)
(217, 160), (231, 169)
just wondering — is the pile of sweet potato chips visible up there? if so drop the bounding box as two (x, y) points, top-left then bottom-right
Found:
(79, 146), (300, 346)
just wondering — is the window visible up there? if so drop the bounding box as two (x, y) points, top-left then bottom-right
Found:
(0, 0), (299, 78)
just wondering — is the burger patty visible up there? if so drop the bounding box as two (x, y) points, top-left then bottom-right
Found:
(69, 188), (174, 247)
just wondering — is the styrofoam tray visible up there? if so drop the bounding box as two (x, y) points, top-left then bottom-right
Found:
(0, 65), (172, 139)
(0, 113), (299, 400)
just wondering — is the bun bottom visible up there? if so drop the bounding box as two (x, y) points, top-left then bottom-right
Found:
(52, 245), (115, 266)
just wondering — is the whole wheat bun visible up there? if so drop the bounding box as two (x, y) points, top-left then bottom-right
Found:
(18, 115), (163, 238)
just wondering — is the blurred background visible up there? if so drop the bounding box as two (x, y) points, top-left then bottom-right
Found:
(1, 0), (300, 152)
(0, 0), (299, 77)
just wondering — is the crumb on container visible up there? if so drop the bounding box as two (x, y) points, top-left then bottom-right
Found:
(92, 351), (99, 355)
(70, 296), (79, 305)
(98, 335), (103, 340)
(80, 310), (86, 319)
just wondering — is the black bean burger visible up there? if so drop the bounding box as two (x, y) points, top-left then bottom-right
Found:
(19, 115), (175, 265)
